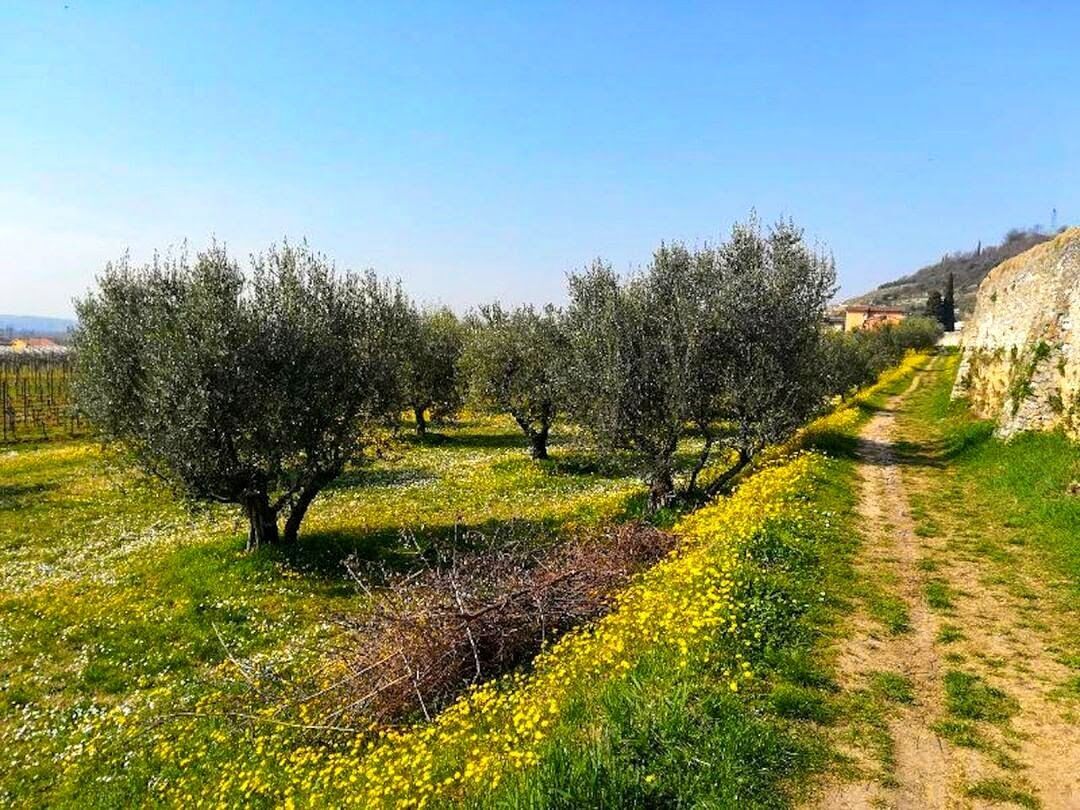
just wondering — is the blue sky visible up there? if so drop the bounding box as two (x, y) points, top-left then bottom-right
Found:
(2, 2), (1077, 317)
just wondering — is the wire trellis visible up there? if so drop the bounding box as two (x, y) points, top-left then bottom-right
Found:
(0, 348), (84, 442)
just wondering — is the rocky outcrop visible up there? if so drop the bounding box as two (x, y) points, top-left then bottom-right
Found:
(952, 227), (1080, 438)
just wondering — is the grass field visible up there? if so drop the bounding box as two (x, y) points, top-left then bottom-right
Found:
(0, 354), (970, 808)
(897, 352), (1080, 601)
(0, 417), (653, 806)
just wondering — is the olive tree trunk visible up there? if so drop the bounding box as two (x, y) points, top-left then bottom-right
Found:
(281, 470), (336, 545)
(529, 423), (550, 460)
(245, 492), (280, 550)
(648, 467), (675, 511)
(512, 412), (551, 460)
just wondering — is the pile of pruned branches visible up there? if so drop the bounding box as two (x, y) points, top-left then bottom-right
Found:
(321, 523), (674, 724)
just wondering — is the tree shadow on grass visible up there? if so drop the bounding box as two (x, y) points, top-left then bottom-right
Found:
(324, 467), (437, 492)
(805, 418), (994, 469)
(400, 429), (531, 451)
(273, 515), (585, 583)
(0, 480), (57, 509)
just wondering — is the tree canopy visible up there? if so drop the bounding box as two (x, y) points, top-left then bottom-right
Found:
(402, 306), (465, 435)
(567, 217), (835, 508)
(461, 303), (567, 459)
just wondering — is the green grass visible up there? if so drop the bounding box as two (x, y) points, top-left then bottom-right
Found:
(863, 587), (912, 634)
(897, 352), (1080, 595)
(869, 671), (914, 704)
(966, 777), (1041, 809)
(933, 718), (988, 749)
(944, 670), (1018, 723)
(474, 454), (862, 808)
(924, 578), (957, 611)
(937, 623), (965, 644)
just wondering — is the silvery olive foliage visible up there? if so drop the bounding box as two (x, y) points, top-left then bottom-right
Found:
(702, 217), (836, 469)
(567, 216), (836, 509)
(401, 306), (466, 436)
(73, 241), (410, 548)
(461, 303), (568, 459)
(566, 245), (718, 508)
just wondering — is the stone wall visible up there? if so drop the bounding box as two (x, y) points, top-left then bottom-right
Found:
(952, 227), (1080, 438)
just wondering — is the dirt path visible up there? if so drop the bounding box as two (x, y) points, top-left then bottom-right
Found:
(812, 362), (1080, 809)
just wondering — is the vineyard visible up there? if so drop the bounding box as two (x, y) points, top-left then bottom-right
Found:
(0, 349), (83, 442)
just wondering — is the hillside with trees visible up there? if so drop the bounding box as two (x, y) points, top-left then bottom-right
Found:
(846, 228), (1057, 317)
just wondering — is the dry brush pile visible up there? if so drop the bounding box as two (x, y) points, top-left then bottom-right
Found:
(318, 523), (675, 725)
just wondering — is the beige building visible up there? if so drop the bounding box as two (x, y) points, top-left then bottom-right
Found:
(9, 337), (60, 351)
(843, 305), (906, 332)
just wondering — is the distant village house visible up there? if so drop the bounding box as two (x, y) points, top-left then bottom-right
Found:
(9, 337), (60, 351)
(843, 305), (906, 332)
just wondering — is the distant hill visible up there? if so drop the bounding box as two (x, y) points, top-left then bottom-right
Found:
(0, 314), (77, 339)
(846, 228), (1060, 318)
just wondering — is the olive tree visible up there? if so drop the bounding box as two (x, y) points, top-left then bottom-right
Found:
(566, 247), (718, 508)
(566, 217), (835, 509)
(73, 242), (409, 549)
(402, 306), (465, 436)
(462, 303), (566, 459)
(820, 330), (872, 399)
(701, 218), (836, 482)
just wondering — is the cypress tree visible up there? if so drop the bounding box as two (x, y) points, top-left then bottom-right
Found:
(942, 272), (956, 332)
(924, 290), (944, 322)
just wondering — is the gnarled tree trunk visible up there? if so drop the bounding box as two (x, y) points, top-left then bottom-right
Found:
(685, 430), (715, 496)
(512, 411), (551, 460)
(529, 423), (550, 460)
(648, 467), (675, 511)
(414, 406), (427, 437)
(282, 469), (337, 545)
(244, 492), (280, 550)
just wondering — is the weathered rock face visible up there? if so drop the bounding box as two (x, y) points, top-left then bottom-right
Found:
(952, 227), (1080, 438)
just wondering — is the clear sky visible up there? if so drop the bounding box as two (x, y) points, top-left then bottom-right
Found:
(2, 1), (1077, 318)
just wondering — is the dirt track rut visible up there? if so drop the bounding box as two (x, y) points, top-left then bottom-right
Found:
(813, 364), (1080, 809)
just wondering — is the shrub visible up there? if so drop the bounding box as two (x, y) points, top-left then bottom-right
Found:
(822, 316), (941, 397)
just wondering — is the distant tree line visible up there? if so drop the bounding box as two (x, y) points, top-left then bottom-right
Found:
(820, 317), (941, 400)
(74, 216), (921, 548)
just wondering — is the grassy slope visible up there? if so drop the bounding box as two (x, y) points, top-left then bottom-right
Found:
(847, 229), (1051, 316)
(461, 359), (932, 809)
(472, 459), (853, 809)
(898, 352), (1079, 618)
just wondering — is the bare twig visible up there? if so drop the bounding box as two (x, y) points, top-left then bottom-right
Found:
(211, 621), (269, 699)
